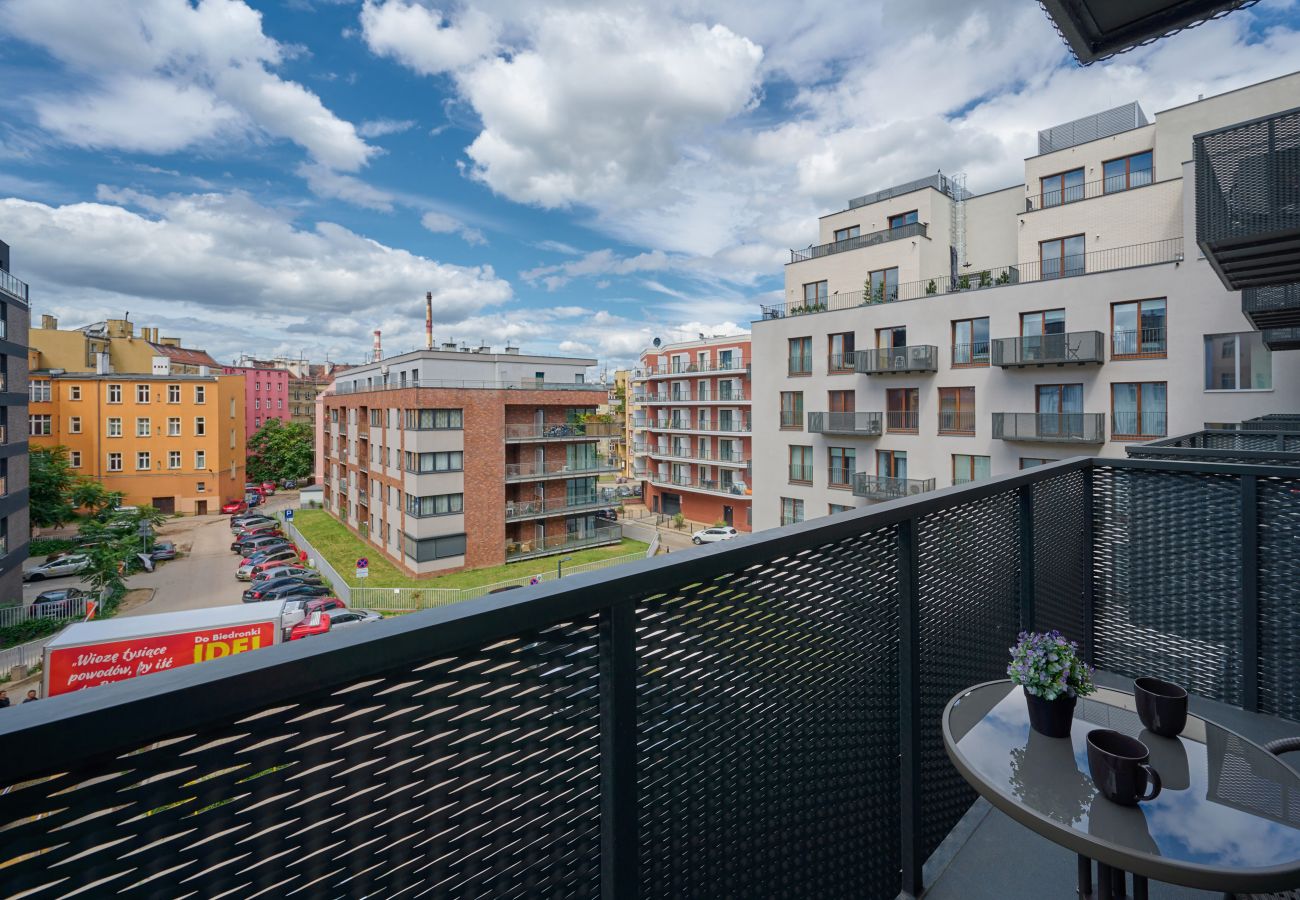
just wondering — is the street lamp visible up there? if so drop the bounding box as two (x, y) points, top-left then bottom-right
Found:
(557, 556), (574, 579)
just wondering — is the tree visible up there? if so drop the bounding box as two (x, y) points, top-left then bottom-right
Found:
(30, 446), (77, 529)
(247, 419), (314, 483)
(71, 480), (120, 518)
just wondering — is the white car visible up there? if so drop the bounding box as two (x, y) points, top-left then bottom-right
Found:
(23, 554), (91, 581)
(691, 527), (738, 545)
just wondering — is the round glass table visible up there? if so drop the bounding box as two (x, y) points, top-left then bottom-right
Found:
(943, 680), (1300, 898)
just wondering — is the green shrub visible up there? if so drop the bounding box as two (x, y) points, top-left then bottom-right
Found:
(0, 616), (63, 649)
(30, 538), (76, 556)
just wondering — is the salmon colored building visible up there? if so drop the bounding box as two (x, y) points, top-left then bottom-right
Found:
(221, 364), (290, 436)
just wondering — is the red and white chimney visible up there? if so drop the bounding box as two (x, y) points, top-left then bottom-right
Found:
(425, 291), (433, 350)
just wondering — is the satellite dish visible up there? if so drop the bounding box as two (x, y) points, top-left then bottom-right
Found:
(652, 337), (661, 348)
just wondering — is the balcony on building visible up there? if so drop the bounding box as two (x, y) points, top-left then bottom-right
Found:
(1242, 282), (1300, 338)
(1195, 106), (1300, 292)
(852, 472), (935, 500)
(1038, 2), (1253, 64)
(0, 267), (29, 305)
(503, 524), (622, 562)
(634, 385), (747, 404)
(504, 420), (622, 442)
(992, 331), (1105, 367)
(855, 345), (938, 375)
(808, 411), (883, 436)
(651, 415), (751, 435)
(1125, 422), (1300, 468)
(788, 220), (927, 265)
(504, 455), (620, 482)
(646, 470), (751, 498)
(504, 494), (616, 522)
(641, 444), (749, 467)
(992, 412), (1106, 443)
(635, 358), (750, 380)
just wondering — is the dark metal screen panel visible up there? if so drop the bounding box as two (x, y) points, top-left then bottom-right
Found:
(1037, 102), (1147, 151)
(916, 491), (1021, 858)
(1257, 476), (1300, 721)
(1032, 470), (1089, 642)
(635, 525), (902, 900)
(0, 619), (603, 899)
(1091, 466), (1244, 704)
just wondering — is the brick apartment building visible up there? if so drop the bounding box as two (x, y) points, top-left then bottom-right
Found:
(631, 335), (753, 530)
(221, 364), (290, 436)
(323, 348), (622, 577)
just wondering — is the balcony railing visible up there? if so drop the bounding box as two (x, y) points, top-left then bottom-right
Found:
(504, 455), (620, 480)
(937, 409), (976, 435)
(788, 464), (813, 483)
(634, 389), (748, 403)
(1111, 327), (1168, 358)
(808, 411), (883, 436)
(1243, 282), (1300, 332)
(992, 412), (1106, 443)
(828, 352), (856, 372)
(1263, 326), (1300, 351)
(852, 472), (936, 499)
(1112, 410), (1168, 440)
(886, 410), (919, 433)
(1195, 106), (1300, 290)
(0, 267), (29, 304)
(1126, 428), (1300, 467)
(504, 421), (622, 441)
(760, 238), (1184, 319)
(951, 341), (990, 367)
(650, 417), (751, 434)
(504, 525), (622, 561)
(991, 330), (1105, 367)
(505, 495), (614, 520)
(789, 221), (927, 263)
(641, 445), (749, 465)
(856, 345), (938, 374)
(646, 472), (750, 495)
(634, 359), (749, 378)
(333, 378), (603, 395)
(4, 457), (1300, 898)
(1024, 174), (1154, 211)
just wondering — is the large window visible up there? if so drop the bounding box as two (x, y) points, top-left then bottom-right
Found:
(1112, 299), (1167, 358)
(1036, 384), (1084, 438)
(1204, 332), (1272, 391)
(1020, 457), (1056, 470)
(877, 449), (907, 479)
(29, 380), (50, 402)
(405, 408), (464, 430)
(788, 337), (812, 375)
(780, 391), (804, 429)
(833, 225), (860, 243)
(869, 267), (899, 303)
(405, 492), (464, 517)
(876, 325), (906, 349)
(780, 497), (804, 526)
(886, 388), (918, 433)
(953, 454), (991, 484)
(108, 452), (122, 472)
(403, 532), (467, 562)
(1103, 151), (1153, 194)
(405, 450), (464, 473)
(1040, 167), (1084, 207)
(888, 210), (918, 229)
(789, 445), (813, 483)
(1040, 235), (1085, 279)
(803, 281), (827, 306)
(136, 452), (151, 471)
(952, 317), (990, 366)
(829, 390), (854, 413)
(828, 332), (855, 372)
(1112, 382), (1167, 438)
(828, 447), (855, 487)
(938, 387), (975, 435)
(29, 414), (51, 436)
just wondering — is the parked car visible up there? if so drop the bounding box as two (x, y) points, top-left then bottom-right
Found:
(283, 596), (348, 630)
(23, 554), (91, 581)
(691, 526), (739, 545)
(264, 583), (332, 602)
(237, 548), (300, 577)
(29, 588), (90, 617)
(231, 513), (276, 529)
(251, 564), (316, 582)
(231, 521), (280, 539)
(245, 493), (263, 508)
(149, 541), (177, 561)
(221, 499), (248, 515)
(288, 612), (331, 641)
(283, 479), (298, 490)
(231, 533), (288, 554)
(242, 574), (324, 602)
(260, 482), (277, 496)
(326, 609), (382, 628)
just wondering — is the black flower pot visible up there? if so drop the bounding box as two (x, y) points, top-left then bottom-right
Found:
(1025, 691), (1077, 738)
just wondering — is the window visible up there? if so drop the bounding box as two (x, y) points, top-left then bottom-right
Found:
(254, 399), (260, 410)
(1020, 458), (1056, 469)
(803, 281), (828, 306)
(69, 451), (81, 468)
(136, 384), (150, 403)
(829, 504), (853, 515)
(952, 317), (990, 366)
(194, 417), (206, 436)
(829, 390), (855, 413)
(1112, 299), (1167, 358)
(29, 414), (51, 436)
(953, 454), (991, 484)
(888, 210), (918, 229)
(1103, 151), (1153, 193)
(194, 385), (206, 404)
(136, 451), (151, 470)
(136, 417), (151, 437)
(108, 384), (122, 404)
(107, 417), (123, 437)
(68, 416), (82, 434)
(1204, 332), (1272, 391)
(168, 384), (181, 403)
(1036, 384), (1085, 438)
(197, 482), (206, 493)
(886, 388), (918, 433)
(938, 387), (976, 435)
(789, 446), (813, 483)
(1021, 309), (1067, 360)
(168, 417), (181, 436)
(828, 447), (855, 487)
(69, 385), (81, 401)
(833, 225), (860, 243)
(29, 380), (50, 402)
(370, 409), (383, 427)
(1112, 382), (1167, 438)
(780, 497), (804, 526)
(1040, 235), (1085, 279)
(876, 325), (906, 349)
(168, 450), (181, 469)
(828, 332), (856, 372)
(404, 492), (465, 517)
(403, 532), (467, 562)
(869, 267), (899, 303)
(1040, 168), (1085, 207)
(779, 391), (804, 429)
(877, 449), (907, 479)
(108, 452), (122, 472)
(404, 409), (464, 430)
(788, 337), (812, 375)
(404, 450), (464, 473)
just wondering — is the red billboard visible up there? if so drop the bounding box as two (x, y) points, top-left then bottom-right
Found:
(46, 621), (277, 696)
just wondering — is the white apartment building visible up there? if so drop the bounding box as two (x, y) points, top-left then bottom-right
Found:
(752, 72), (1300, 530)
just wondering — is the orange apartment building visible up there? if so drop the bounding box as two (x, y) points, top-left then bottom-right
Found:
(631, 335), (753, 530)
(323, 348), (622, 577)
(28, 372), (246, 514)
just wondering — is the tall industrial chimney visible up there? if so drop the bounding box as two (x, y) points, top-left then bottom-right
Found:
(372, 329), (382, 362)
(425, 291), (433, 351)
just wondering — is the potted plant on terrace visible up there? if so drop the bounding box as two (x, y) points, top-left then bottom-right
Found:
(1008, 630), (1094, 738)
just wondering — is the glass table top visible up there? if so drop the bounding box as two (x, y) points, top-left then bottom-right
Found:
(945, 682), (1300, 885)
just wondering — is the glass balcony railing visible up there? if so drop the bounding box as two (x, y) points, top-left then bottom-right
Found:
(505, 495), (613, 519)
(992, 331), (1105, 367)
(504, 525), (623, 561)
(856, 346), (939, 375)
(504, 456), (620, 480)
(992, 412), (1106, 443)
(852, 473), (936, 500)
(807, 411), (882, 436)
(0, 268), (29, 304)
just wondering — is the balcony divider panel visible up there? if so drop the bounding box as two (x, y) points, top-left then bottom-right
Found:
(1031, 469), (1090, 643)
(1256, 475), (1300, 721)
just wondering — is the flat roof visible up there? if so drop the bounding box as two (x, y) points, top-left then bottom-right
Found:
(341, 347), (596, 379)
(33, 371), (222, 381)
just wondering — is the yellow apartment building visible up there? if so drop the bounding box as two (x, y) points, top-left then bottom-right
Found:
(28, 372), (247, 515)
(29, 316), (220, 375)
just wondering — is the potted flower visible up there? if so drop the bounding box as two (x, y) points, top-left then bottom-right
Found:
(1007, 630), (1094, 737)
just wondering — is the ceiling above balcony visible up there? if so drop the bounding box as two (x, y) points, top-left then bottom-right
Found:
(1038, 0), (1259, 65)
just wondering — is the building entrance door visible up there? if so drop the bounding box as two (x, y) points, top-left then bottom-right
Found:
(152, 496), (175, 515)
(662, 493), (681, 516)
(195, 500), (208, 515)
(722, 505), (733, 526)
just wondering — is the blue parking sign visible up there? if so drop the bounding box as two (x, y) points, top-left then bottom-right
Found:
(285, 508), (295, 520)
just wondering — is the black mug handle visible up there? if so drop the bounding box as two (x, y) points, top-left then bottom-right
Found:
(1140, 764), (1162, 802)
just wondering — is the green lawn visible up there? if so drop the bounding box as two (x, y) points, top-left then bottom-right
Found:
(290, 509), (646, 590)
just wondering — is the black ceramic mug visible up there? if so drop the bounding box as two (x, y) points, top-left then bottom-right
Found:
(1134, 676), (1188, 738)
(1086, 730), (1162, 807)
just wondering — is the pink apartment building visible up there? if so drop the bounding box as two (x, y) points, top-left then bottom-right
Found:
(221, 365), (291, 437)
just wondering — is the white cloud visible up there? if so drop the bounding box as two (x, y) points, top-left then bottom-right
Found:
(357, 117), (418, 138)
(533, 239), (582, 255)
(421, 210), (487, 246)
(360, 1), (500, 75)
(298, 163), (396, 211)
(521, 248), (675, 290)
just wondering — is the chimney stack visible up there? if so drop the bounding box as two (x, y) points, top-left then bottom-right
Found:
(372, 329), (382, 363)
(40, 314), (57, 330)
(425, 291), (433, 351)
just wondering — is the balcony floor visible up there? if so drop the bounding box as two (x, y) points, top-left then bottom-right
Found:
(926, 671), (1300, 900)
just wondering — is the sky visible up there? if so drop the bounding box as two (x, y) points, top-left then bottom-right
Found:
(1, 0), (1298, 374)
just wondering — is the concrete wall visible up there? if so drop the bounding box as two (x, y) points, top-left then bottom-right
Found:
(1151, 71), (1300, 175)
(1017, 178), (1183, 262)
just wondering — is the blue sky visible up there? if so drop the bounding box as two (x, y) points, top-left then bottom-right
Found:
(1, 0), (1298, 371)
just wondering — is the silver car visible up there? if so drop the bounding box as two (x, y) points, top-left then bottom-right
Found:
(23, 554), (91, 581)
(252, 565), (315, 582)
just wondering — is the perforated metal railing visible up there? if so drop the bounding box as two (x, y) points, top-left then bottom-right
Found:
(0, 456), (1298, 899)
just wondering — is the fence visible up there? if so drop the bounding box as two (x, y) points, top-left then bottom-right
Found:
(2, 457), (1298, 898)
(0, 635), (53, 674)
(0, 593), (91, 629)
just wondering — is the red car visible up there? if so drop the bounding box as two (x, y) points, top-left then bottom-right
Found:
(222, 499), (248, 515)
(260, 481), (277, 496)
(289, 612), (331, 640)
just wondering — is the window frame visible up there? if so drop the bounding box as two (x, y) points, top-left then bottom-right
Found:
(136, 451), (151, 471)
(827, 446), (855, 488)
(1203, 332), (1273, 392)
(779, 391), (804, 430)
(1039, 235), (1085, 280)
(1111, 298), (1168, 359)
(107, 452), (123, 472)
(952, 453), (991, 485)
(828, 332), (856, 373)
(802, 281), (828, 305)
(951, 317), (991, 367)
(885, 388), (919, 434)
(788, 445), (813, 484)
(787, 336), (813, 375)
(937, 386), (976, 436)
(1039, 167), (1085, 208)
(1102, 151), (1154, 194)
(888, 210), (918, 229)
(1111, 381), (1168, 439)
(832, 225), (860, 243)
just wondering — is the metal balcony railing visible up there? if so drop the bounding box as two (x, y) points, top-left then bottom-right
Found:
(851, 472), (935, 499)
(1242, 282), (1300, 332)
(1262, 326), (1300, 351)
(504, 525), (622, 561)
(992, 412), (1106, 443)
(1112, 410), (1168, 439)
(641, 445), (749, 465)
(828, 352), (857, 372)
(646, 472), (750, 495)
(937, 410), (976, 435)
(1111, 327), (1168, 358)
(635, 389), (748, 403)
(992, 330), (1105, 367)
(951, 341), (991, 367)
(634, 358), (749, 378)
(789, 221), (927, 263)
(788, 464), (813, 483)
(651, 417), (750, 434)
(3, 458), (1300, 898)
(505, 495), (612, 520)
(0, 268), (29, 304)
(808, 411), (883, 436)
(504, 456), (620, 480)
(1126, 428), (1300, 467)
(1024, 174), (1154, 211)
(504, 421), (622, 441)
(886, 410), (919, 433)
(856, 346), (938, 375)
(1195, 106), (1300, 290)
